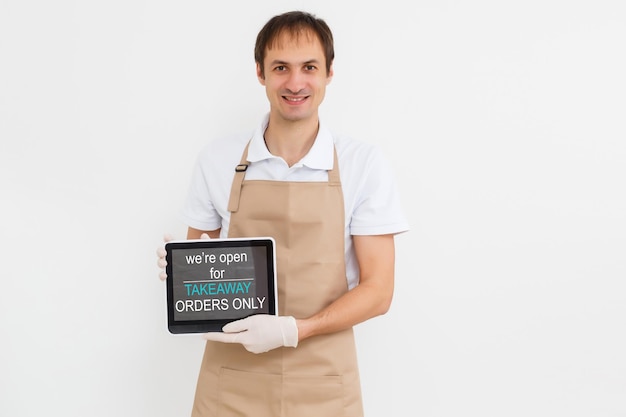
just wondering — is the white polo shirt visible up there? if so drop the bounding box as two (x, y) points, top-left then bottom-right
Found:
(181, 114), (410, 289)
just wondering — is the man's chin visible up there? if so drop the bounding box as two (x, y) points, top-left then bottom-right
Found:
(276, 109), (314, 123)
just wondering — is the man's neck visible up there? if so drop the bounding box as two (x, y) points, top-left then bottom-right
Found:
(263, 115), (319, 167)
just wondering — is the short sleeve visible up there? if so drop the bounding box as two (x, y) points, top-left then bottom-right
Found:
(179, 148), (223, 232)
(345, 144), (410, 236)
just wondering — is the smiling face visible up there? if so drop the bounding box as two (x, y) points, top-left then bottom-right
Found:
(257, 29), (333, 124)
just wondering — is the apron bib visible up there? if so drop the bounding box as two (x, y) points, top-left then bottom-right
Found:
(191, 143), (363, 417)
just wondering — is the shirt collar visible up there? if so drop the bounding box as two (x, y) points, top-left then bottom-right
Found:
(247, 113), (334, 170)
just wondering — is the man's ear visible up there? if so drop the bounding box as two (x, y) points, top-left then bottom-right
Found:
(256, 62), (266, 85)
(326, 63), (334, 85)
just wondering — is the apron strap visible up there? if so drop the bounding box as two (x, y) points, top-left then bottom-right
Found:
(328, 148), (340, 186)
(227, 142), (251, 213)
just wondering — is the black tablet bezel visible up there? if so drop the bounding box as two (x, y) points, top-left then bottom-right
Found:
(165, 237), (277, 334)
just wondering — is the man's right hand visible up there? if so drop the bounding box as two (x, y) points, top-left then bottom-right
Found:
(156, 233), (211, 281)
(156, 234), (173, 281)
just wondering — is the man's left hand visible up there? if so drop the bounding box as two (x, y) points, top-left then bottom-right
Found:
(203, 314), (298, 354)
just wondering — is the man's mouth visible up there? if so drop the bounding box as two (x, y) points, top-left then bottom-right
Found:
(283, 96), (308, 103)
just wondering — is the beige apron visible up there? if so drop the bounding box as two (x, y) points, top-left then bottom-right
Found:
(191, 143), (363, 417)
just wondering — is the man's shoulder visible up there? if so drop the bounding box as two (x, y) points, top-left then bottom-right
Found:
(193, 131), (253, 175)
(332, 132), (384, 164)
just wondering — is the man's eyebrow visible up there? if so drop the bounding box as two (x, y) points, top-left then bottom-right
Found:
(269, 59), (321, 66)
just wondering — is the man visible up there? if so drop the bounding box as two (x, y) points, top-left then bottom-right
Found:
(157, 10), (409, 416)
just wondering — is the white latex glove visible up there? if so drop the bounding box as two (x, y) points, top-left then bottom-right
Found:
(203, 314), (298, 354)
(156, 234), (173, 281)
(156, 233), (210, 281)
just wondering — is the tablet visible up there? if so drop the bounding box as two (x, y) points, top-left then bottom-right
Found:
(165, 237), (277, 334)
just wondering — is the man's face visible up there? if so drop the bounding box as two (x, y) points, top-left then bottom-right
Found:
(257, 30), (333, 124)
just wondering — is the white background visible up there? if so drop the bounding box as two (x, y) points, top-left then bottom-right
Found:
(1, 1), (625, 416)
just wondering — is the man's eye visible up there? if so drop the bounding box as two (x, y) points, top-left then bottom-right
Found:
(305, 65), (316, 71)
(275, 65), (286, 71)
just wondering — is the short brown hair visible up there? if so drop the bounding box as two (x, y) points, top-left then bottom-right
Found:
(254, 11), (334, 78)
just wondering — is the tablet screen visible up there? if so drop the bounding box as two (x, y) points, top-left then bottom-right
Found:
(165, 237), (277, 334)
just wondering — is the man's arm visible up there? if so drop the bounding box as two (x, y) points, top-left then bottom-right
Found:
(296, 233), (396, 341)
(187, 227), (221, 239)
